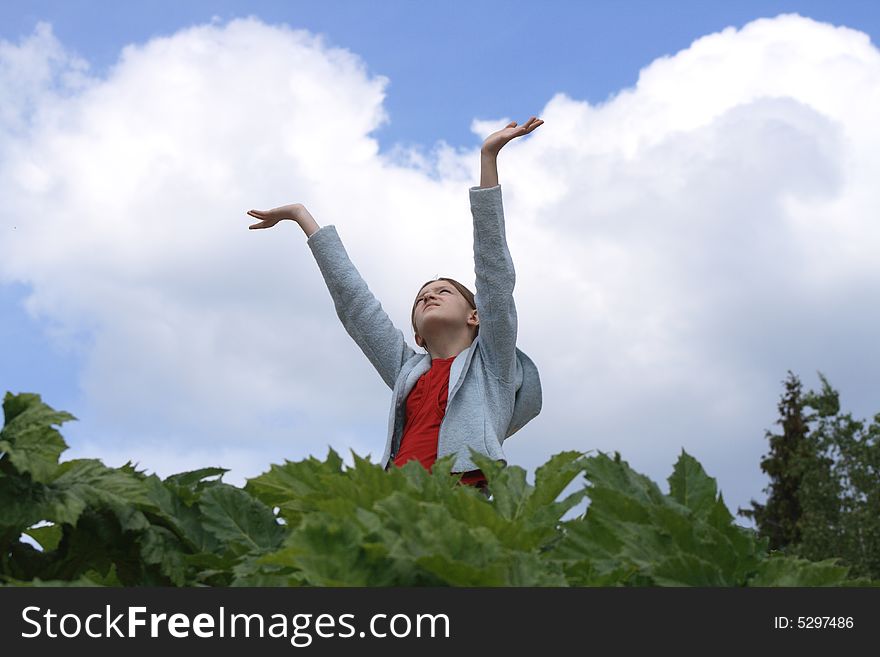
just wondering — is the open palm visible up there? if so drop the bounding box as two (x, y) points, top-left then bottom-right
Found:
(482, 116), (543, 155)
(246, 205), (300, 230)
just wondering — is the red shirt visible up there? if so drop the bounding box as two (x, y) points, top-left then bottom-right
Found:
(392, 356), (487, 488)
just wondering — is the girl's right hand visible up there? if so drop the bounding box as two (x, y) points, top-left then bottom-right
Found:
(246, 204), (303, 229)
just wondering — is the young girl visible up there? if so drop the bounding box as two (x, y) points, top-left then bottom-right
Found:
(247, 116), (544, 497)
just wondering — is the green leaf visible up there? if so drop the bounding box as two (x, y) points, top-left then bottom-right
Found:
(0, 473), (44, 530)
(164, 467), (228, 488)
(263, 512), (395, 586)
(651, 554), (728, 586)
(2, 392), (76, 427)
(584, 451), (668, 508)
(470, 452), (531, 521)
(199, 484), (286, 553)
(142, 475), (220, 554)
(370, 490), (567, 586)
(0, 393), (76, 482)
(244, 448), (347, 524)
(45, 507), (144, 584)
(527, 450), (588, 509)
(160, 467), (228, 506)
(549, 451), (766, 586)
(667, 449), (718, 517)
(45, 459), (154, 530)
(139, 526), (188, 586)
(748, 554), (852, 586)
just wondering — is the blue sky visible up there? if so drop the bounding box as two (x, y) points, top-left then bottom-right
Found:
(2, 1), (880, 522)
(4, 1), (880, 150)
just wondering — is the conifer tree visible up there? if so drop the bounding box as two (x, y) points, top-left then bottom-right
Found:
(738, 371), (812, 551)
(741, 371), (880, 579)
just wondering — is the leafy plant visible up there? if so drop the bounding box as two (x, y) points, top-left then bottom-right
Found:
(1, 392), (874, 587)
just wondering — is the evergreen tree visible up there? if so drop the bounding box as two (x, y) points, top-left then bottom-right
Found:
(741, 371), (880, 579)
(738, 371), (813, 551)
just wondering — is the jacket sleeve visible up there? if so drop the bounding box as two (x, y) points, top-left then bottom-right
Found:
(307, 225), (418, 389)
(469, 184), (518, 383)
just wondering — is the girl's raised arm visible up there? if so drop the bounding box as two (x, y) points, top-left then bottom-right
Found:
(469, 117), (543, 382)
(246, 202), (418, 389)
(247, 203), (319, 236)
(479, 117), (543, 188)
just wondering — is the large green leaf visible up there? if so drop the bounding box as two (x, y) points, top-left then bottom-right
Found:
(0, 472), (44, 530)
(262, 512), (400, 586)
(142, 475), (221, 554)
(471, 457), (530, 521)
(45, 459), (154, 529)
(199, 484), (286, 553)
(162, 467), (228, 505)
(139, 525), (188, 586)
(528, 450), (590, 509)
(43, 508), (145, 584)
(377, 493), (506, 585)
(0, 393), (76, 483)
(667, 449), (718, 517)
(244, 448), (348, 525)
(548, 451), (757, 586)
(164, 467), (228, 488)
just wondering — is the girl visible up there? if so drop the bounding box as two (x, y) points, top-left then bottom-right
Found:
(247, 116), (544, 498)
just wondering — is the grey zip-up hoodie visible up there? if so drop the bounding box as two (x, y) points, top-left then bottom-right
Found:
(306, 184), (542, 473)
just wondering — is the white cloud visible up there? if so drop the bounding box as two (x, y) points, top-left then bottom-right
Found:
(3, 14), (880, 521)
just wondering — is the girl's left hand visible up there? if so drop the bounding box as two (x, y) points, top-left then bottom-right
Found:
(481, 116), (544, 156)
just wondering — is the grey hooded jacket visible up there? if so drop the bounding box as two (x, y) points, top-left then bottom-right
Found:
(306, 184), (542, 473)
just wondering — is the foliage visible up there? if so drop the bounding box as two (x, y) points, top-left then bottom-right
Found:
(739, 372), (880, 581)
(1, 391), (874, 587)
(738, 371), (812, 549)
(797, 375), (880, 579)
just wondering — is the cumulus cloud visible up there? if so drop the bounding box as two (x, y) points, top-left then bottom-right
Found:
(2, 14), (879, 519)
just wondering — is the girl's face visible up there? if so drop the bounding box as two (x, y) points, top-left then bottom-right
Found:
(412, 281), (478, 347)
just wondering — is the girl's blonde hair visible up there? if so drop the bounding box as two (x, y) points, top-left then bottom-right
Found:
(410, 277), (479, 347)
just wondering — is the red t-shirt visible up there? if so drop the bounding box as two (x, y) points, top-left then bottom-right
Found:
(392, 356), (487, 488)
